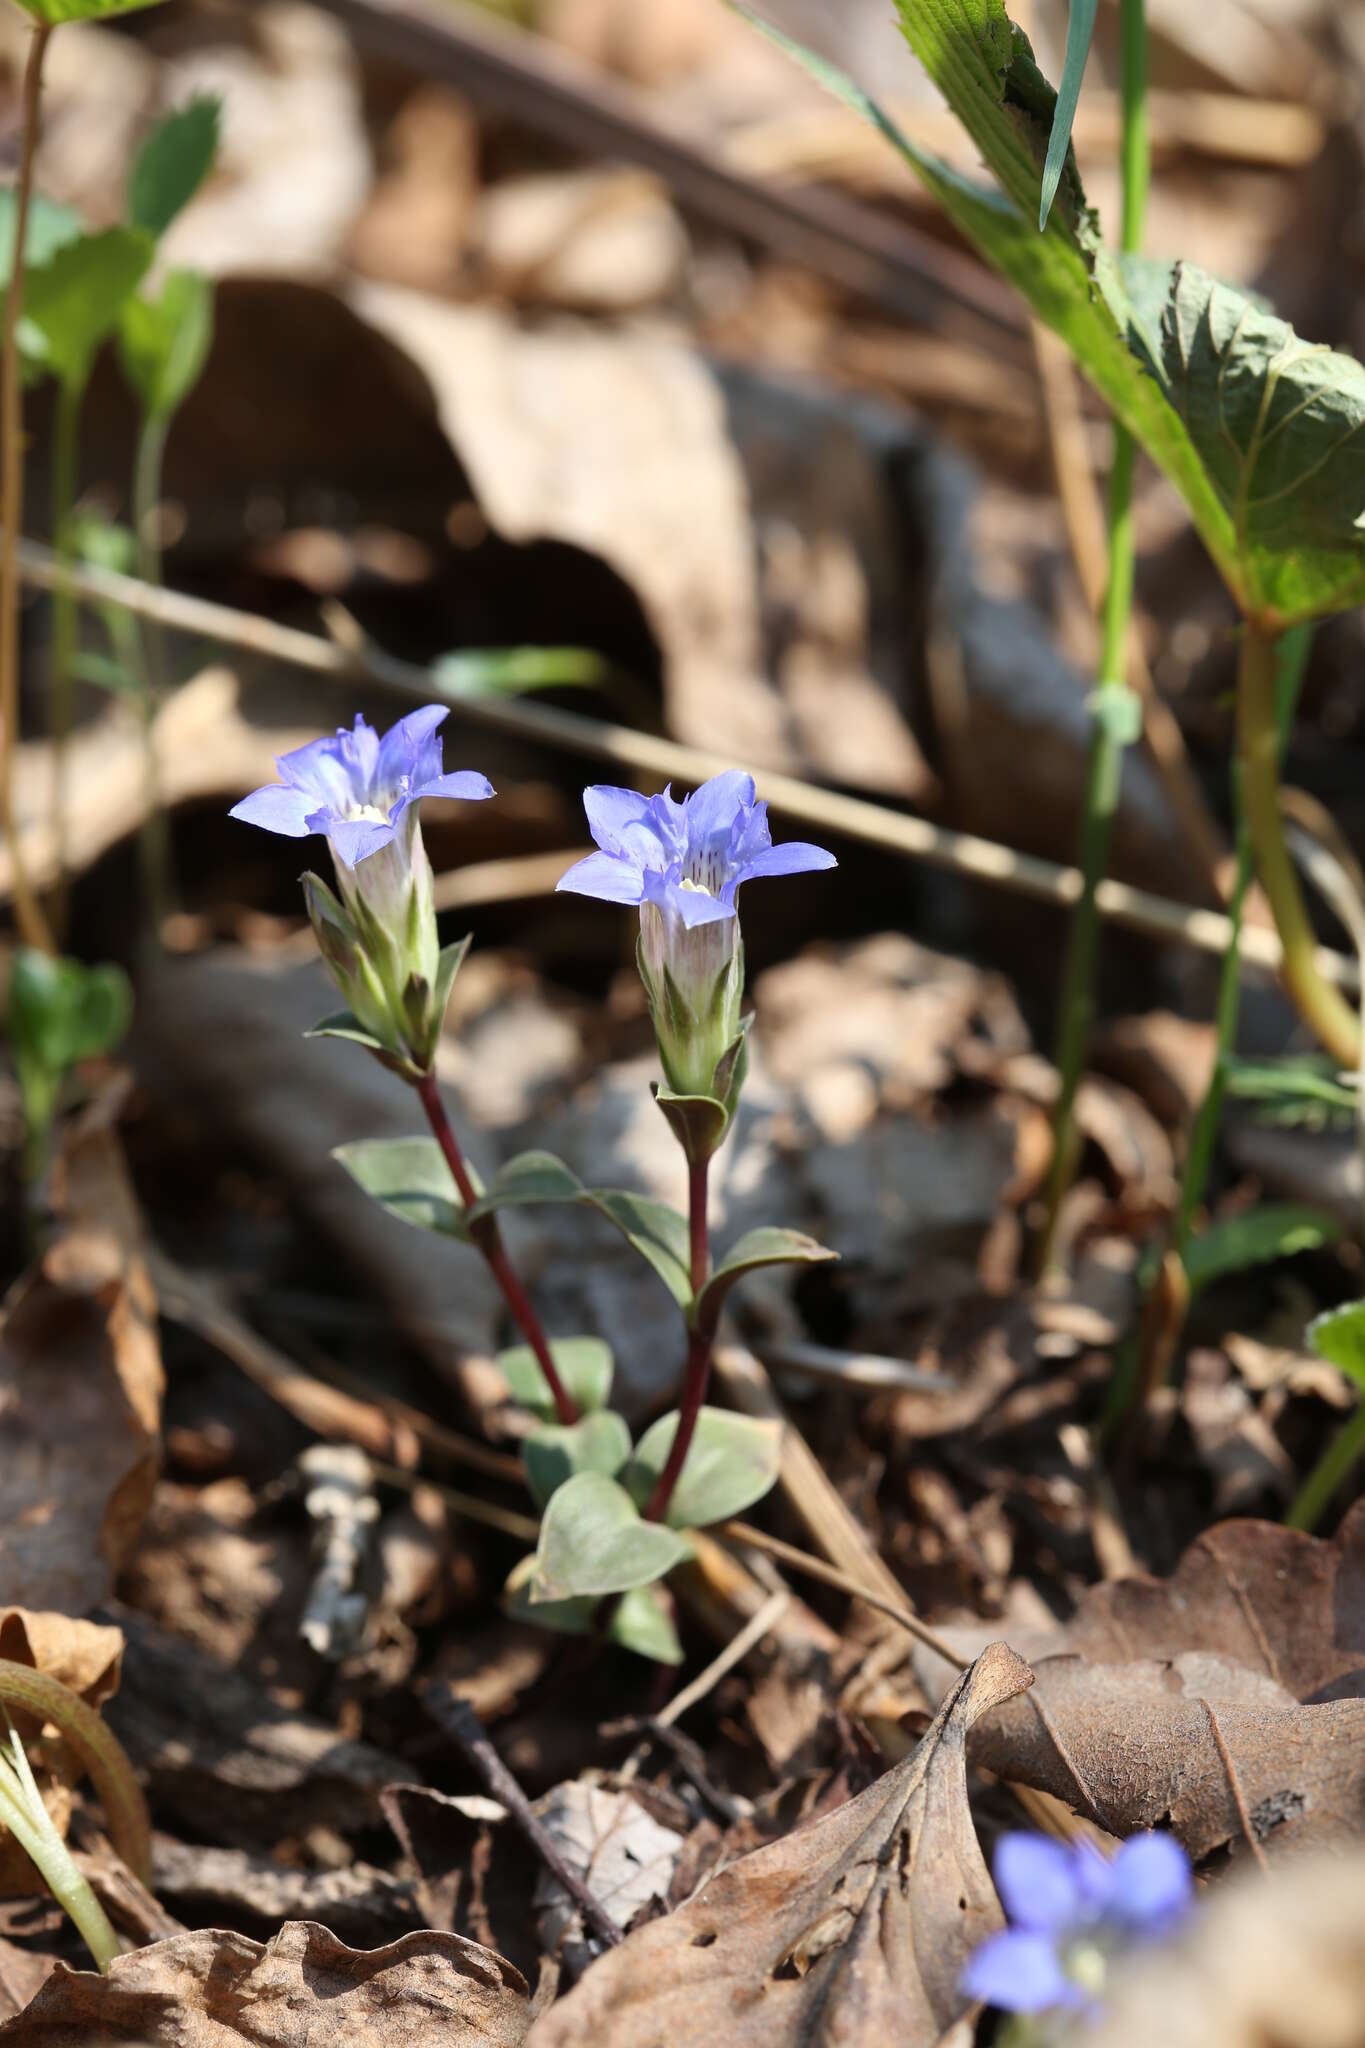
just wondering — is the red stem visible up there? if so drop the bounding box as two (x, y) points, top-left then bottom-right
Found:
(416, 1070), (579, 1426)
(645, 1156), (712, 1522)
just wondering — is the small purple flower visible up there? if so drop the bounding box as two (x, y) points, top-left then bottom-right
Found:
(230, 707), (493, 1074)
(230, 705), (492, 866)
(961, 1832), (1193, 2016)
(558, 772), (834, 1102)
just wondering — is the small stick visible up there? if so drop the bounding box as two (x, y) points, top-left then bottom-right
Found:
(423, 1683), (623, 1950)
(654, 1587), (790, 1729)
(720, 1520), (967, 1670)
(1202, 1698), (1270, 1874)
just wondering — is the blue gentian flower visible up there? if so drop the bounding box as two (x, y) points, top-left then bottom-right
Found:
(962, 1831), (1193, 2016)
(557, 772), (834, 1100)
(231, 706), (493, 1074)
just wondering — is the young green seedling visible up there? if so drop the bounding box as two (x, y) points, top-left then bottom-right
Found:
(6, 946), (132, 1189)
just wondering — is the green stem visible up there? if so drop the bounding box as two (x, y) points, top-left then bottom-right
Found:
(132, 411), (172, 935)
(47, 376), (80, 939)
(0, 1730), (119, 1971)
(1237, 619), (1361, 1065)
(0, 23), (56, 954)
(1040, 0), (1149, 1270)
(1286, 1396), (1365, 1533)
(644, 1156), (713, 1524)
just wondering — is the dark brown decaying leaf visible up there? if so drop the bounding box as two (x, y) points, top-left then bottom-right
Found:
(968, 1505), (1365, 1863)
(0, 1921), (530, 2047)
(0, 1117), (162, 1616)
(526, 1641), (1031, 2048)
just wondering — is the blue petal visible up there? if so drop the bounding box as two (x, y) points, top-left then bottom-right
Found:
(277, 724), (373, 810)
(556, 850), (646, 905)
(377, 704), (449, 792)
(683, 770), (755, 847)
(1107, 1834), (1193, 1933)
(994, 1835), (1087, 1933)
(413, 770), (496, 804)
(229, 784), (316, 837)
(736, 840), (837, 883)
(325, 814), (396, 866)
(583, 785), (653, 856)
(960, 1931), (1079, 2014)
(643, 870), (736, 929)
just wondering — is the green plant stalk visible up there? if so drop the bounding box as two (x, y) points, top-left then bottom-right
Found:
(0, 1660), (151, 1886)
(47, 377), (80, 938)
(132, 410), (172, 932)
(0, 23), (56, 955)
(1287, 1396), (1365, 1533)
(1040, 0), (1148, 1267)
(645, 1155), (713, 1523)
(1237, 620), (1361, 1065)
(0, 1722), (119, 1972)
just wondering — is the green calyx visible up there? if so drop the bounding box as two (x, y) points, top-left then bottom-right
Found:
(638, 933), (749, 1158)
(301, 870), (468, 1081)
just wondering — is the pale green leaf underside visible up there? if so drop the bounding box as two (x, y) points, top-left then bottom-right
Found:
(530, 1472), (689, 1601)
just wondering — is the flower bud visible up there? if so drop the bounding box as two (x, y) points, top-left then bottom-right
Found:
(637, 899), (744, 1101)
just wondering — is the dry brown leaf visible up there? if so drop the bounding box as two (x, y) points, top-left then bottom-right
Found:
(0, 1920), (530, 2047)
(1090, 1848), (1365, 2048)
(969, 1506), (1365, 1865)
(526, 1641), (1031, 2048)
(0, 1117), (162, 1615)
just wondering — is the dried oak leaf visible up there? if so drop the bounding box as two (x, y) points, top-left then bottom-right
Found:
(970, 1505), (1365, 1864)
(526, 1641), (1031, 2048)
(0, 1120), (161, 1614)
(0, 1920), (530, 2047)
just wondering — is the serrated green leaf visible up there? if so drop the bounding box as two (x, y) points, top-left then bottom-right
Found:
(471, 1151), (693, 1309)
(1040, 0), (1096, 230)
(497, 1335), (614, 1421)
(695, 1225), (837, 1334)
(332, 1136), (472, 1239)
(625, 1407), (782, 1529)
(1183, 1202), (1342, 1295)
(530, 1473), (689, 1601)
(502, 1557), (683, 1663)
(1307, 1301), (1365, 1392)
(128, 97), (221, 238)
(118, 268), (214, 420)
(524, 1411), (632, 1510)
(18, 226), (153, 392)
(0, 192), (82, 279)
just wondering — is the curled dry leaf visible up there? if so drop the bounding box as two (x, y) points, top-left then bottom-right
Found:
(0, 1920), (530, 2047)
(0, 1610), (126, 1893)
(1090, 1848), (1365, 2048)
(969, 1504), (1365, 1865)
(0, 1119), (162, 1615)
(526, 1641), (1031, 2048)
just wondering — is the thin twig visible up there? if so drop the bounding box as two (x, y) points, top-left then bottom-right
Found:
(719, 1519), (967, 1669)
(423, 1682), (623, 1950)
(1201, 1697), (1270, 1873)
(655, 1588), (790, 1728)
(9, 537), (1359, 992)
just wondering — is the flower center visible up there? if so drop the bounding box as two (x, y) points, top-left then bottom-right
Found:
(679, 876), (711, 897)
(345, 803), (393, 825)
(684, 844), (726, 894)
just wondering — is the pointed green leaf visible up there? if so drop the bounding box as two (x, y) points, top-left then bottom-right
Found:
(470, 1151), (693, 1309)
(653, 1085), (730, 1164)
(1183, 1202), (1341, 1296)
(306, 1010), (389, 1052)
(128, 97), (221, 238)
(332, 1136), (471, 1240)
(695, 1226), (837, 1333)
(1040, 0), (1097, 230)
(0, 191), (82, 278)
(1308, 1302), (1365, 1391)
(524, 1411), (632, 1510)
(497, 1335), (614, 1421)
(502, 1558), (683, 1664)
(118, 268), (214, 421)
(625, 1407), (782, 1529)
(19, 226), (153, 392)
(530, 1473), (689, 1601)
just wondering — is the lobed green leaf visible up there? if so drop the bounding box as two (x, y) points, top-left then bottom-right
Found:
(19, 226), (153, 392)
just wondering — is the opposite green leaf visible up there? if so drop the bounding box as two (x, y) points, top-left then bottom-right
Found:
(118, 268), (214, 421)
(332, 1136), (471, 1240)
(523, 1411), (632, 1511)
(530, 1472), (689, 1601)
(503, 1557), (683, 1664)
(1040, 0), (1097, 229)
(127, 97), (222, 239)
(498, 1336), (614, 1421)
(625, 1407), (783, 1529)
(1307, 1302), (1365, 1391)
(470, 1150), (694, 1309)
(19, 226), (153, 391)
(8, 949), (133, 1077)
(1183, 1202), (1342, 1296)
(695, 1225), (838, 1334)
